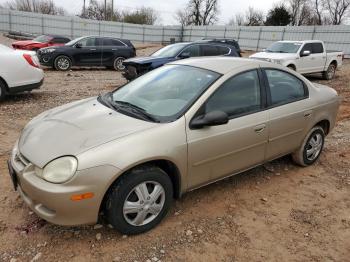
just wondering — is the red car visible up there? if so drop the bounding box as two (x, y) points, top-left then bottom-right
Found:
(12, 35), (71, 51)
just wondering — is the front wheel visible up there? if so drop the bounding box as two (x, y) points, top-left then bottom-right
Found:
(292, 126), (325, 166)
(54, 55), (72, 71)
(322, 63), (336, 80)
(105, 166), (173, 235)
(113, 57), (126, 71)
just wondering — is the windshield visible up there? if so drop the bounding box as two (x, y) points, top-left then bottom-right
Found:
(266, 42), (302, 53)
(33, 35), (52, 43)
(65, 36), (85, 46)
(151, 43), (188, 57)
(108, 65), (220, 122)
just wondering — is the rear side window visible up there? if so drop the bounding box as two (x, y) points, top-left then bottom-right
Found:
(201, 45), (219, 56)
(265, 69), (307, 106)
(312, 43), (324, 53)
(205, 70), (261, 118)
(217, 46), (230, 55)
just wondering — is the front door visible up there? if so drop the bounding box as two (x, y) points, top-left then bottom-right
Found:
(186, 69), (269, 189)
(73, 37), (103, 66)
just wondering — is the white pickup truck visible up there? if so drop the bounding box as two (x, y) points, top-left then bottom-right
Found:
(250, 40), (343, 80)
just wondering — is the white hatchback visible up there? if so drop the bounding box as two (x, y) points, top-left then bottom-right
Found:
(0, 44), (44, 100)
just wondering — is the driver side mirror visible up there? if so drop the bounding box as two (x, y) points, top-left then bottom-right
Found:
(301, 50), (311, 57)
(190, 110), (229, 129)
(75, 43), (82, 48)
(179, 52), (190, 59)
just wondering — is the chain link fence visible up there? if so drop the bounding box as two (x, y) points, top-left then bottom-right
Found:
(1, 8), (350, 56)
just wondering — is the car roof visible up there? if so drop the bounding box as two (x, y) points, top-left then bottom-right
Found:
(169, 57), (267, 74)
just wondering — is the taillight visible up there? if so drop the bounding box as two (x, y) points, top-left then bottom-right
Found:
(23, 54), (40, 68)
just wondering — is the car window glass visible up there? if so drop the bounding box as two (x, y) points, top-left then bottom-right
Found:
(78, 37), (96, 47)
(312, 43), (324, 53)
(205, 70), (261, 117)
(217, 46), (230, 55)
(180, 45), (200, 57)
(301, 43), (313, 54)
(266, 69), (306, 106)
(52, 38), (68, 44)
(201, 45), (219, 56)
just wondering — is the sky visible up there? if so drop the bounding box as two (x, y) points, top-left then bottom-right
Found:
(0, 0), (277, 25)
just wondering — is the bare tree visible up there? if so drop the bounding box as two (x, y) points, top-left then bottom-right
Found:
(5, 0), (65, 15)
(180, 0), (219, 25)
(80, 0), (121, 21)
(175, 9), (192, 26)
(245, 7), (264, 26)
(122, 7), (159, 25)
(227, 13), (245, 25)
(323, 0), (350, 24)
(288, 0), (308, 25)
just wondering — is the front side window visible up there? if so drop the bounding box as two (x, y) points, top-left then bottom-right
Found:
(301, 43), (313, 54)
(265, 69), (307, 106)
(109, 65), (220, 121)
(205, 70), (261, 118)
(78, 37), (96, 47)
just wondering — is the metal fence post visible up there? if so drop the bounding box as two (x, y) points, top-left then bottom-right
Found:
(205, 26), (208, 38)
(180, 26), (184, 42)
(281, 27), (286, 40)
(311, 25), (316, 40)
(190, 26), (193, 41)
(224, 27), (227, 38)
(70, 18), (74, 39)
(142, 26), (145, 43)
(41, 14), (44, 34)
(237, 27), (241, 42)
(9, 10), (12, 32)
(98, 21), (101, 36)
(162, 27), (165, 44)
(121, 23), (124, 38)
(256, 27), (263, 51)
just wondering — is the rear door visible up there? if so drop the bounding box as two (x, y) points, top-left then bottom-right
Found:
(263, 68), (311, 160)
(100, 38), (130, 66)
(311, 42), (327, 72)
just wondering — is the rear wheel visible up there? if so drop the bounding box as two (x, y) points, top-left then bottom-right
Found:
(113, 57), (126, 71)
(323, 63), (336, 80)
(0, 80), (6, 101)
(287, 65), (296, 71)
(105, 166), (173, 235)
(292, 126), (325, 166)
(54, 55), (72, 71)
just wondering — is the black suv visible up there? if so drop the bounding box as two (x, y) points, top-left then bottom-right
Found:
(37, 36), (136, 71)
(122, 39), (241, 80)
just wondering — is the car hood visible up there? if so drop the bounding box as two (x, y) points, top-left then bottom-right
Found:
(18, 97), (158, 168)
(124, 56), (174, 65)
(250, 52), (297, 60)
(13, 40), (39, 47)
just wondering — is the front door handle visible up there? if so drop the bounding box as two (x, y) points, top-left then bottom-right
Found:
(254, 124), (266, 133)
(90, 48), (97, 51)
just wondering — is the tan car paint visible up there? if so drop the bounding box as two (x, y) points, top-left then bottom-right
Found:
(10, 57), (340, 226)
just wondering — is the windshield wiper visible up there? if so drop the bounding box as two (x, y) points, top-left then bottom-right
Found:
(112, 100), (159, 123)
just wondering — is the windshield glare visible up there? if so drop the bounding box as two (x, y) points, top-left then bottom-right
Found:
(33, 35), (52, 43)
(112, 65), (220, 121)
(266, 42), (302, 53)
(151, 43), (188, 57)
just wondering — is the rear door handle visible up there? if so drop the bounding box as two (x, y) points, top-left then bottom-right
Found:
(90, 48), (97, 51)
(254, 124), (266, 133)
(112, 49), (117, 51)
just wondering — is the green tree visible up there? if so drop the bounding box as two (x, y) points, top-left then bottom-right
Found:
(265, 4), (291, 25)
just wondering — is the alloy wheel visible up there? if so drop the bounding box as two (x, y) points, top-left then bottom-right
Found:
(306, 133), (323, 161)
(114, 57), (125, 71)
(57, 57), (70, 70)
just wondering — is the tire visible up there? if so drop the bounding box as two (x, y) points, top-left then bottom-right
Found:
(322, 63), (336, 80)
(105, 166), (173, 235)
(292, 126), (325, 166)
(0, 80), (6, 101)
(54, 55), (72, 71)
(113, 57), (126, 71)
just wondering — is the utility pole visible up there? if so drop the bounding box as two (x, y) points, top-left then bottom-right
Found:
(83, 0), (86, 17)
(111, 0), (114, 21)
(104, 0), (107, 20)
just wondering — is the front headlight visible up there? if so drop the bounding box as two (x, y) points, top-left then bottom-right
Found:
(36, 156), (78, 184)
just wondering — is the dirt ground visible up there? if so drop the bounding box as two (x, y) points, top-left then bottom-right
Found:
(0, 34), (349, 262)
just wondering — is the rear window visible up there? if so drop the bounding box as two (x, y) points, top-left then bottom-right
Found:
(201, 45), (219, 56)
